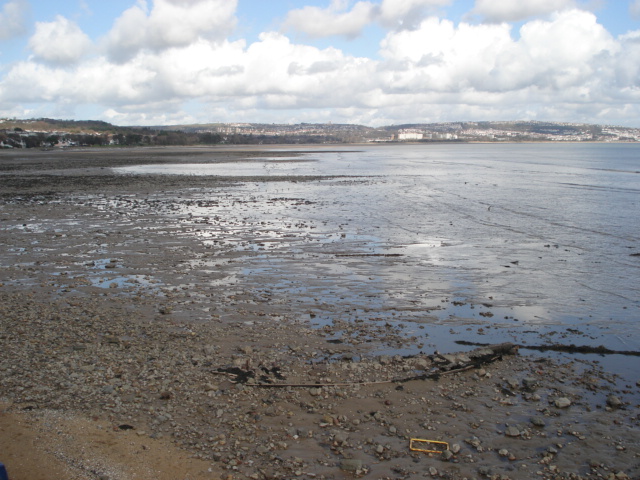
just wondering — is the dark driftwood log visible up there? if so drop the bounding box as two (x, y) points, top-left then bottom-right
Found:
(217, 343), (518, 388)
(455, 340), (640, 357)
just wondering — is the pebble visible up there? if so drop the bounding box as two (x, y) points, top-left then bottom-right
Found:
(530, 416), (546, 427)
(334, 432), (349, 445)
(340, 459), (362, 472)
(506, 378), (519, 390)
(505, 426), (520, 437)
(554, 397), (571, 408)
(606, 395), (623, 409)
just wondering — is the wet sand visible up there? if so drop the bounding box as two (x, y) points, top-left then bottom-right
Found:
(1, 147), (639, 480)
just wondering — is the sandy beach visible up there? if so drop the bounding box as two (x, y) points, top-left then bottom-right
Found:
(1, 147), (638, 480)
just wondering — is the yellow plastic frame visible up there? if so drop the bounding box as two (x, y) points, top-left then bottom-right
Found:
(409, 438), (450, 453)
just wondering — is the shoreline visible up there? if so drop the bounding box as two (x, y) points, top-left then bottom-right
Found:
(1, 147), (638, 479)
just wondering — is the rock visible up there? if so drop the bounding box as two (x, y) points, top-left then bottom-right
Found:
(340, 459), (363, 472)
(441, 354), (457, 364)
(499, 449), (510, 457)
(378, 355), (392, 365)
(465, 436), (482, 450)
(442, 450), (454, 461)
(522, 377), (538, 390)
(202, 344), (217, 356)
(428, 466), (438, 476)
(506, 378), (519, 390)
(309, 387), (322, 397)
(505, 426), (520, 437)
(478, 466), (492, 477)
(606, 395), (623, 409)
(530, 416), (546, 427)
(334, 432), (349, 445)
(321, 414), (334, 425)
(412, 358), (429, 369)
(554, 397), (571, 408)
(451, 443), (461, 454)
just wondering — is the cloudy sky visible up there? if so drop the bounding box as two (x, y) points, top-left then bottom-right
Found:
(1, 0), (640, 127)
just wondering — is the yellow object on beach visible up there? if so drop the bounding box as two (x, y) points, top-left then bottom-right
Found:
(409, 438), (450, 453)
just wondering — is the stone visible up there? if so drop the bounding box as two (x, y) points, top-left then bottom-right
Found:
(478, 466), (492, 477)
(451, 443), (461, 454)
(505, 426), (520, 437)
(378, 355), (392, 365)
(530, 416), (546, 427)
(340, 459), (363, 472)
(334, 432), (349, 445)
(554, 397), (571, 408)
(442, 449), (454, 461)
(321, 414), (334, 424)
(412, 358), (429, 369)
(465, 436), (481, 448)
(606, 395), (623, 409)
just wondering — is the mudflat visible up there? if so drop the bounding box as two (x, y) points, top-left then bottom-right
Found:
(1, 147), (638, 480)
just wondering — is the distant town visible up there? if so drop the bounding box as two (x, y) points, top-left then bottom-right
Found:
(1, 118), (639, 148)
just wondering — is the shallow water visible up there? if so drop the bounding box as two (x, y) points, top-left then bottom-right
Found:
(117, 143), (640, 376)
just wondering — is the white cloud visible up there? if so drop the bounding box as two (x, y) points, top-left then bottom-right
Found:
(0, 0), (29, 41)
(378, 0), (452, 28)
(631, 0), (640, 19)
(2, 4), (640, 127)
(106, 0), (237, 62)
(378, 10), (617, 94)
(282, 0), (376, 38)
(28, 15), (93, 65)
(283, 0), (453, 38)
(470, 0), (576, 22)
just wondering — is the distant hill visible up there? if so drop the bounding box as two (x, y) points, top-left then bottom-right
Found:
(1, 118), (638, 148)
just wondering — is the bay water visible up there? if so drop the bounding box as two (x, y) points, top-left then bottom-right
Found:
(117, 143), (640, 380)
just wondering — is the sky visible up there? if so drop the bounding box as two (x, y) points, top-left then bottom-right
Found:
(1, 0), (640, 127)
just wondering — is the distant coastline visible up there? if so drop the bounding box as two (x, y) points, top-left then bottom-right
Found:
(2, 118), (639, 149)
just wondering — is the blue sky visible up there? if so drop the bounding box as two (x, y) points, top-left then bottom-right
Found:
(1, 0), (640, 126)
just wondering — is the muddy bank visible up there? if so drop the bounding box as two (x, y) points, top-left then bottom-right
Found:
(1, 147), (639, 479)
(1, 290), (638, 480)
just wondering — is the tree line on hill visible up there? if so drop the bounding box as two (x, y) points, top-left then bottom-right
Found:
(0, 118), (347, 148)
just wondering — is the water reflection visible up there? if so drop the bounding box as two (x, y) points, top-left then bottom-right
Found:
(114, 143), (640, 353)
